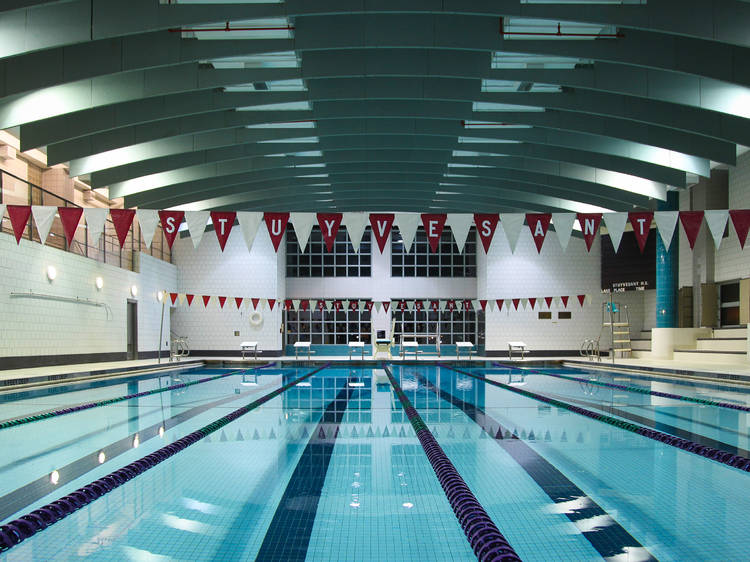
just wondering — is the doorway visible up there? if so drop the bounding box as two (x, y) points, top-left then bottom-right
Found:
(127, 300), (138, 360)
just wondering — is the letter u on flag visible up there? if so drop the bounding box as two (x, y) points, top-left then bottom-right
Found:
(263, 212), (290, 252)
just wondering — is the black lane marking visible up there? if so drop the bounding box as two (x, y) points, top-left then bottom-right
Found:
(415, 370), (657, 562)
(254, 381), (354, 562)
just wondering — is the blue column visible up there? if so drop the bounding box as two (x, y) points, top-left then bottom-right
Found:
(656, 193), (678, 327)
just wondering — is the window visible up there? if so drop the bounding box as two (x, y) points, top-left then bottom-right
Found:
(285, 303), (371, 345)
(720, 281), (740, 326)
(392, 307), (483, 345)
(286, 227), (371, 277)
(391, 227), (476, 277)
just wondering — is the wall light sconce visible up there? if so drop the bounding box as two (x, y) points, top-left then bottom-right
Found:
(95, 276), (104, 290)
(130, 285), (138, 297)
(157, 290), (164, 302)
(46, 265), (57, 281)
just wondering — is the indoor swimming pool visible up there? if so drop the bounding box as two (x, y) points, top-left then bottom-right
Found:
(0, 362), (748, 561)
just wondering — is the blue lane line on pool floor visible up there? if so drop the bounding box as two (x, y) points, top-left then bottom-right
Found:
(415, 371), (657, 562)
(254, 380), (354, 562)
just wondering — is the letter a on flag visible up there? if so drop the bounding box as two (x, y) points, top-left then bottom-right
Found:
(628, 212), (653, 253)
(526, 213), (551, 253)
(263, 212), (290, 252)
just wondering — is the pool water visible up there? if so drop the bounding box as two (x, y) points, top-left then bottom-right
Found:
(0, 363), (748, 561)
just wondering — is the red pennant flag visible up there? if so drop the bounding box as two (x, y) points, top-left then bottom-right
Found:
(512, 298), (520, 310)
(561, 296), (569, 308)
(158, 210), (184, 249)
(268, 299), (276, 310)
(398, 300), (407, 311)
(463, 299), (472, 311)
(369, 213), (395, 253)
(235, 297), (243, 309)
(421, 214), (447, 253)
(333, 300), (342, 311)
(349, 299), (358, 311)
(186, 294), (195, 306)
(679, 211), (704, 250)
(170, 293), (179, 305)
(300, 300), (309, 311)
(628, 212), (653, 253)
(576, 213), (602, 252)
(365, 301), (374, 311)
(317, 213), (343, 252)
(202, 295), (211, 307)
(263, 212), (290, 252)
(577, 295), (586, 307)
(7, 205), (31, 244)
(218, 296), (227, 309)
(284, 299), (293, 311)
(317, 299), (325, 311)
(496, 299), (504, 311)
(447, 299), (456, 311)
(110, 209), (136, 249)
(58, 207), (83, 246)
(430, 300), (439, 311)
(526, 213), (552, 253)
(211, 211), (236, 251)
(474, 214), (500, 253)
(251, 297), (260, 310)
(544, 297), (553, 308)
(415, 300), (423, 311)
(729, 210), (750, 249)
(382, 301), (391, 313)
(528, 297), (537, 309)
(479, 299), (487, 311)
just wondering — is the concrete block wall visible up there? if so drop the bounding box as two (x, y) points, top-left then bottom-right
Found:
(716, 152), (750, 282)
(0, 230), (176, 366)
(170, 226), (284, 355)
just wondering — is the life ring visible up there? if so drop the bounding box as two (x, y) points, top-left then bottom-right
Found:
(249, 310), (263, 326)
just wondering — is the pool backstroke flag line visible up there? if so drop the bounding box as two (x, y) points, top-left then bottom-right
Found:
(7, 207), (750, 255)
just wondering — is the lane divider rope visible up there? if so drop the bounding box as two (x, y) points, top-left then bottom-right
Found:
(441, 363), (750, 473)
(0, 363), (276, 431)
(0, 363), (331, 553)
(383, 365), (521, 562)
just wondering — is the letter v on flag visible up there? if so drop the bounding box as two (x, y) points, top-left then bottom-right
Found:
(526, 213), (551, 253)
(369, 213), (394, 253)
(317, 213), (343, 252)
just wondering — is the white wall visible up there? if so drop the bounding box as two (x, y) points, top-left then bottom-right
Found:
(170, 226), (284, 353)
(0, 231), (176, 361)
(716, 152), (750, 282)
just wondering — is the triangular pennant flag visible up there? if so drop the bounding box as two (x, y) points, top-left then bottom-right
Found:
(395, 213), (420, 253)
(603, 212), (628, 253)
(334, 300), (343, 311)
(496, 299), (504, 311)
(170, 293), (179, 305)
(382, 301), (390, 313)
(309, 299), (318, 311)
(629, 212), (653, 253)
(438, 300), (446, 311)
(488, 299), (496, 311)
(561, 295), (569, 308)
(430, 300), (439, 311)
(704, 210), (728, 250)
(349, 299), (358, 311)
(679, 211), (704, 250)
(552, 213), (576, 251)
(544, 297), (553, 308)
(479, 299), (487, 311)
(472, 299), (482, 311)
(202, 295), (212, 308)
(184, 211), (210, 249)
(211, 211), (236, 251)
(446, 214), (473, 253)
(237, 211), (263, 252)
(521, 298), (529, 310)
(316, 213), (343, 252)
(374, 301), (382, 312)
(369, 213), (395, 253)
(577, 294), (586, 307)
(365, 300), (374, 312)
(448, 300), (458, 311)
(528, 297), (537, 309)
(264, 212), (290, 252)
(474, 213), (499, 253)
(512, 298), (520, 310)
(218, 296), (227, 309)
(284, 299), (293, 311)
(136, 209), (160, 249)
(290, 212), (315, 252)
(293, 299), (301, 312)
(0, 205), (4, 226)
(406, 300), (414, 312)
(325, 300), (333, 312)
(499, 214), (525, 253)
(421, 213), (447, 253)
(58, 207), (83, 247)
(414, 299), (423, 311)
(235, 297), (243, 309)
(251, 297), (260, 310)
(186, 294), (195, 306)
(158, 210), (184, 249)
(110, 209), (136, 249)
(653, 211), (679, 251)
(268, 299), (276, 310)
(341, 212), (368, 253)
(576, 213), (602, 252)
(84, 208), (108, 245)
(342, 299), (350, 310)
(31, 206), (56, 244)
(729, 210), (750, 249)
(260, 298), (268, 310)
(526, 213), (551, 253)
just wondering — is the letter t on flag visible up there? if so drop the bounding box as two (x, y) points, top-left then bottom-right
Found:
(317, 213), (343, 252)
(628, 212), (653, 253)
(211, 211), (236, 251)
(420, 214), (447, 252)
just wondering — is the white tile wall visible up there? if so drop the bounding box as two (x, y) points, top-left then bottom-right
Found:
(0, 231), (176, 358)
(716, 152), (750, 282)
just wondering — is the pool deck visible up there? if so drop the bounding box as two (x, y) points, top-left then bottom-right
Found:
(2, 354), (750, 389)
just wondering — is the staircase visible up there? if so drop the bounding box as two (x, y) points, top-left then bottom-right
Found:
(602, 301), (631, 359)
(630, 329), (652, 358)
(673, 327), (747, 364)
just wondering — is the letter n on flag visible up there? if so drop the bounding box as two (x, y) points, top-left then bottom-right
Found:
(369, 213), (395, 253)
(158, 210), (184, 249)
(628, 212), (653, 253)
(263, 212), (290, 252)
(526, 213), (551, 253)
(110, 209), (136, 249)
(317, 213), (343, 252)
(211, 211), (236, 251)
(420, 214), (447, 252)
(576, 213), (602, 252)
(474, 214), (499, 253)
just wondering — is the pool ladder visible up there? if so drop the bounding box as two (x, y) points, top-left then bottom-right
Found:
(602, 298), (631, 362)
(170, 333), (190, 361)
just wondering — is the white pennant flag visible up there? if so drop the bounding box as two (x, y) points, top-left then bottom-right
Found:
(184, 211), (210, 249)
(343, 212), (368, 253)
(552, 213), (576, 251)
(499, 214), (525, 253)
(292, 299), (300, 312)
(290, 213), (315, 252)
(446, 214), (473, 253)
(358, 300), (366, 311)
(406, 300), (415, 311)
(422, 300), (430, 312)
(439, 300), (447, 312)
(0, 205), (5, 225)
(521, 298), (528, 310)
(179, 293), (186, 305)
(325, 300), (333, 312)
(342, 299), (350, 310)
(374, 301), (383, 312)
(603, 212), (628, 252)
(260, 298), (268, 311)
(31, 206), (56, 244)
(653, 211), (679, 251)
(395, 213), (420, 254)
(84, 208), (108, 245)
(136, 209), (160, 249)
(487, 299), (496, 311)
(310, 299), (318, 311)
(472, 299), (481, 312)
(704, 210), (729, 250)
(237, 212), (263, 253)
